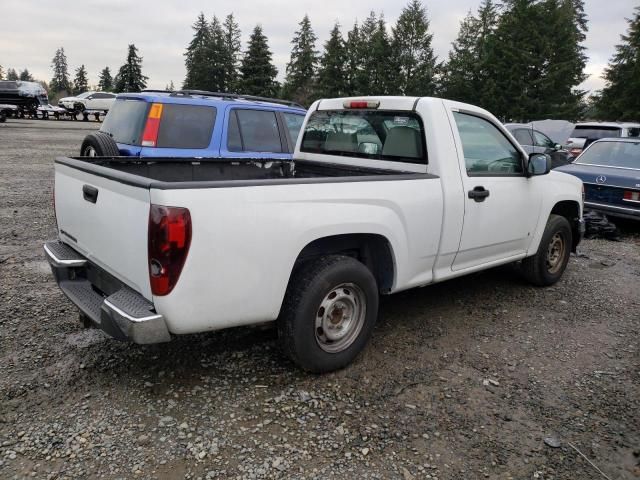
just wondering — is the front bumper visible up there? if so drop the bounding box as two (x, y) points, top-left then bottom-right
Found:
(585, 201), (640, 221)
(44, 240), (171, 344)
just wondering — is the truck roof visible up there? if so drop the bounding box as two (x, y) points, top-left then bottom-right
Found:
(117, 90), (306, 112)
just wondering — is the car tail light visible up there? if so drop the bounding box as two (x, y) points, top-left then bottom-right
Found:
(148, 204), (191, 296)
(623, 190), (640, 203)
(343, 100), (380, 109)
(141, 103), (164, 147)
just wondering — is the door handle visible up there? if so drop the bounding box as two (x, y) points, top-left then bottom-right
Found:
(468, 186), (490, 202)
(82, 184), (99, 204)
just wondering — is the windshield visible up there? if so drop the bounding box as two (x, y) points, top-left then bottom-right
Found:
(571, 126), (622, 140)
(577, 141), (640, 169)
(100, 99), (149, 146)
(300, 110), (426, 164)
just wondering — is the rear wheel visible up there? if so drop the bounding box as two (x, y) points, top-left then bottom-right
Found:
(80, 132), (120, 157)
(278, 255), (379, 373)
(521, 214), (572, 286)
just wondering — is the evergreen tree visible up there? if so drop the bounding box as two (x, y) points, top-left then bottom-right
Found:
(392, 0), (437, 96)
(19, 69), (34, 81)
(165, 80), (175, 91)
(114, 44), (148, 93)
(594, 6), (640, 120)
(345, 21), (362, 95)
(73, 64), (89, 94)
(222, 14), (242, 92)
(316, 23), (348, 98)
(354, 12), (380, 94)
(0, 65), (4, 80)
(238, 25), (279, 97)
(441, 0), (499, 104)
(98, 66), (113, 91)
(206, 16), (228, 92)
(283, 15), (319, 105)
(183, 13), (212, 90)
(7, 68), (18, 81)
(50, 47), (71, 93)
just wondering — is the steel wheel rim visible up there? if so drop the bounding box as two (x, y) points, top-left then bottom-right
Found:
(84, 146), (97, 157)
(315, 283), (366, 353)
(546, 232), (565, 274)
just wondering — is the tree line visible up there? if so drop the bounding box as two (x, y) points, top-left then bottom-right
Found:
(1, 1), (638, 122)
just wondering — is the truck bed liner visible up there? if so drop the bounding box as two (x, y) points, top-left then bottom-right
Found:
(56, 157), (435, 190)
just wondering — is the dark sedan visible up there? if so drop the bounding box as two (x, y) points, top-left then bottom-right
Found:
(556, 138), (640, 220)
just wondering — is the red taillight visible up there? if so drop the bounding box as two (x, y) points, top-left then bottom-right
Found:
(141, 103), (163, 147)
(148, 204), (191, 296)
(623, 190), (640, 202)
(343, 99), (380, 109)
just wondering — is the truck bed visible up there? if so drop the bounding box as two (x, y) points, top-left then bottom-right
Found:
(56, 157), (432, 190)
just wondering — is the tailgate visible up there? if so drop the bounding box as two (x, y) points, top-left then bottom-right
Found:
(54, 162), (152, 300)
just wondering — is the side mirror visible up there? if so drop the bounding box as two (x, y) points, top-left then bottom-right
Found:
(528, 153), (552, 176)
(554, 143), (562, 151)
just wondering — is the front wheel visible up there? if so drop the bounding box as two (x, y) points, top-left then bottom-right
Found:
(521, 214), (572, 286)
(278, 255), (379, 373)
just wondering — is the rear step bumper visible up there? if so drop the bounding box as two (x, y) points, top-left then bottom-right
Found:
(44, 240), (171, 344)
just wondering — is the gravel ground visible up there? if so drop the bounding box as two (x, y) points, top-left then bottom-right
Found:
(0, 119), (639, 480)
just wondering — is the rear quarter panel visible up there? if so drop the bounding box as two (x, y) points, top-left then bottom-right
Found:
(150, 178), (443, 334)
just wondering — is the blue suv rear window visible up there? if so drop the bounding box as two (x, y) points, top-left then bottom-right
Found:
(156, 104), (216, 149)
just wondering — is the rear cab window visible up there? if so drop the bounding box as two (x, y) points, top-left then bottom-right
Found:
(283, 113), (305, 146)
(300, 110), (426, 164)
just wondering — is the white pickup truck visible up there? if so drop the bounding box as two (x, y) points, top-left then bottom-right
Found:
(45, 96), (584, 372)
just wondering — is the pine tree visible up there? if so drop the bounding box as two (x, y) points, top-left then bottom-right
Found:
(239, 25), (279, 97)
(183, 13), (212, 90)
(392, 0), (437, 96)
(73, 65), (89, 94)
(316, 23), (348, 98)
(50, 47), (72, 93)
(98, 67), (113, 91)
(206, 16), (227, 92)
(594, 6), (640, 120)
(7, 68), (18, 81)
(0, 65), (4, 80)
(283, 15), (319, 105)
(19, 69), (34, 81)
(114, 44), (148, 93)
(368, 15), (395, 94)
(222, 14), (242, 92)
(345, 21), (362, 95)
(354, 12), (380, 95)
(165, 80), (175, 91)
(441, 0), (499, 104)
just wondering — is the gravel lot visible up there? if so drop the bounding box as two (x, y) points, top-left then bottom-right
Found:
(1, 119), (639, 480)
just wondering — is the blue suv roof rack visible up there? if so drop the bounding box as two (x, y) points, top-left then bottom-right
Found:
(163, 89), (305, 109)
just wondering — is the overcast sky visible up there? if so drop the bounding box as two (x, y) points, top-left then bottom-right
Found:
(1, 0), (637, 94)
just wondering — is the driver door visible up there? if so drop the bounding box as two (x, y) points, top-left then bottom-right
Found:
(451, 112), (542, 271)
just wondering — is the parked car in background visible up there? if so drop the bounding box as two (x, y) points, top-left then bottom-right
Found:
(0, 80), (49, 114)
(505, 123), (570, 168)
(556, 138), (640, 220)
(566, 122), (640, 159)
(58, 91), (117, 114)
(47, 96), (584, 372)
(80, 90), (306, 159)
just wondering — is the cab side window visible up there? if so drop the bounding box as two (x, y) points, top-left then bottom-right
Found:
(513, 129), (533, 146)
(533, 130), (555, 148)
(454, 112), (523, 176)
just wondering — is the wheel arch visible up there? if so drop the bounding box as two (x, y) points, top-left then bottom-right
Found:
(550, 200), (581, 252)
(294, 233), (396, 294)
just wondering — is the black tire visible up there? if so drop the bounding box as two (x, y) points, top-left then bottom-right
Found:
(278, 255), (379, 373)
(80, 132), (120, 157)
(521, 214), (572, 286)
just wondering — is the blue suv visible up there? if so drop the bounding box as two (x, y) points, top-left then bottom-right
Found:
(80, 90), (306, 159)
